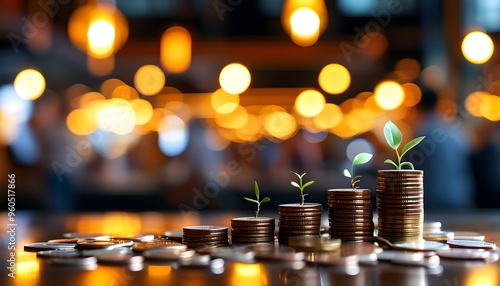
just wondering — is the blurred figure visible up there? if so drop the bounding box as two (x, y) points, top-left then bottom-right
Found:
(407, 88), (475, 210)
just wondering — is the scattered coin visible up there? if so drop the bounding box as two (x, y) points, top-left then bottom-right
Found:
(36, 249), (82, 259)
(133, 238), (184, 252)
(423, 231), (454, 242)
(453, 231), (485, 241)
(446, 240), (496, 250)
(24, 242), (76, 252)
(143, 248), (195, 261)
(305, 253), (359, 266)
(75, 239), (134, 250)
(437, 248), (491, 260)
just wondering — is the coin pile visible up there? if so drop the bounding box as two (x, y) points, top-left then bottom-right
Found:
(376, 170), (424, 242)
(327, 189), (374, 242)
(231, 217), (275, 244)
(278, 203), (322, 245)
(182, 226), (229, 248)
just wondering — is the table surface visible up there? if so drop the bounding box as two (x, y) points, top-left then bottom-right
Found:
(1, 209), (500, 286)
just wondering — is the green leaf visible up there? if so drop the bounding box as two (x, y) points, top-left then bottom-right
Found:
(254, 181), (260, 200)
(343, 169), (351, 178)
(291, 171), (301, 178)
(291, 181), (300, 188)
(353, 152), (373, 166)
(384, 159), (398, 168)
(384, 120), (402, 150)
(302, 181), (315, 188)
(400, 162), (415, 170)
(260, 197), (270, 203)
(401, 136), (426, 157)
(244, 197), (258, 203)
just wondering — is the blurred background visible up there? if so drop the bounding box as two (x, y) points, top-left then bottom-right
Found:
(0, 0), (499, 213)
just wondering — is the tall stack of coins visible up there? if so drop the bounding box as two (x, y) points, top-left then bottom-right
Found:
(376, 170), (424, 242)
(182, 226), (229, 248)
(231, 217), (275, 244)
(278, 203), (322, 245)
(328, 189), (374, 242)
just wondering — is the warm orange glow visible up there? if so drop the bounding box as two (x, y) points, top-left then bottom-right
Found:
(219, 63), (251, 95)
(462, 31), (494, 64)
(282, 0), (328, 46)
(68, 3), (128, 56)
(75, 212), (142, 236)
(465, 264), (498, 286)
(211, 88), (240, 114)
(318, 64), (351, 94)
(235, 114), (262, 142)
(465, 91), (488, 117)
(95, 98), (136, 135)
(215, 105), (249, 129)
(312, 103), (343, 129)
(374, 81), (405, 110)
(111, 84), (140, 101)
(360, 33), (388, 58)
(130, 99), (153, 125)
(290, 7), (320, 46)
(330, 120), (359, 139)
(264, 111), (297, 140)
(14, 69), (46, 100)
(401, 83), (422, 107)
(143, 108), (169, 132)
(101, 78), (125, 98)
(161, 26), (192, 73)
(134, 65), (166, 96)
(232, 263), (261, 285)
(205, 128), (231, 151)
(294, 89), (325, 117)
(87, 54), (115, 76)
(149, 265), (172, 277)
(480, 94), (500, 121)
(87, 16), (115, 58)
(66, 108), (96, 135)
(14, 252), (39, 285)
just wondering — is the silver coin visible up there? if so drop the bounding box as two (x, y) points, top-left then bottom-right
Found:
(96, 252), (145, 265)
(446, 240), (496, 250)
(437, 248), (490, 260)
(37, 249), (82, 259)
(208, 246), (255, 261)
(305, 253), (359, 266)
(75, 239), (134, 250)
(112, 234), (156, 242)
(62, 232), (110, 239)
(177, 254), (212, 267)
(24, 242), (76, 252)
(143, 247), (193, 261)
(48, 256), (98, 266)
(453, 231), (485, 241)
(82, 247), (131, 257)
(391, 241), (450, 252)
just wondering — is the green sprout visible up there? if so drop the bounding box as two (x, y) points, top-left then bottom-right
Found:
(244, 181), (270, 218)
(291, 172), (315, 205)
(383, 120), (425, 170)
(343, 152), (373, 189)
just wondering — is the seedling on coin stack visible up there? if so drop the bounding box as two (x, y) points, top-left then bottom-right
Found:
(328, 152), (375, 242)
(290, 172), (315, 205)
(244, 181), (270, 218)
(342, 152), (373, 189)
(231, 181), (275, 245)
(376, 120), (426, 242)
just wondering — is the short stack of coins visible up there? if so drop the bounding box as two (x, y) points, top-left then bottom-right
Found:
(376, 170), (424, 242)
(182, 226), (229, 248)
(327, 189), (374, 242)
(231, 217), (275, 244)
(278, 203), (322, 245)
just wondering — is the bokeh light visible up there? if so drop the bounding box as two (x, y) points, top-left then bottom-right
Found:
(211, 88), (240, 114)
(318, 64), (351, 94)
(219, 63), (251, 95)
(395, 58), (421, 82)
(346, 138), (374, 162)
(465, 91), (488, 117)
(215, 105), (249, 129)
(0, 85), (34, 124)
(312, 103), (343, 129)
(480, 94), (500, 121)
(374, 81), (405, 110)
(66, 108), (96, 135)
(290, 7), (320, 46)
(87, 17), (115, 58)
(134, 65), (165, 96)
(462, 31), (494, 64)
(161, 26), (192, 73)
(294, 89), (326, 117)
(158, 114), (189, 156)
(401, 83), (422, 107)
(14, 69), (46, 100)
(130, 99), (153, 125)
(264, 111), (297, 140)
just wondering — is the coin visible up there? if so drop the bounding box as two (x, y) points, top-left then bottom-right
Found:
(231, 217), (274, 226)
(75, 238), (134, 250)
(96, 252), (145, 265)
(390, 241), (450, 251)
(423, 221), (442, 231)
(24, 242), (76, 252)
(183, 226), (228, 235)
(133, 238), (184, 252)
(446, 240), (496, 250)
(36, 249), (82, 259)
(453, 231), (485, 241)
(437, 248), (491, 260)
(377, 170), (423, 177)
(62, 232), (110, 240)
(47, 238), (80, 244)
(143, 248), (195, 260)
(49, 256), (98, 266)
(423, 231), (454, 242)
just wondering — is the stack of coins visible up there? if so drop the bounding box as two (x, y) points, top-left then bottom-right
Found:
(328, 189), (374, 242)
(278, 203), (322, 245)
(376, 170), (424, 242)
(231, 217), (275, 244)
(182, 226), (229, 248)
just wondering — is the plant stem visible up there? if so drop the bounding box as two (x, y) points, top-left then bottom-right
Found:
(396, 149), (401, 170)
(255, 202), (260, 217)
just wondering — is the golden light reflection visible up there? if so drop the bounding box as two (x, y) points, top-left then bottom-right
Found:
(112, 84), (140, 101)
(130, 99), (153, 125)
(318, 64), (351, 94)
(465, 91), (488, 117)
(143, 108), (169, 132)
(101, 78), (125, 98)
(480, 94), (500, 121)
(294, 89), (325, 117)
(465, 264), (498, 286)
(330, 120), (359, 139)
(14, 252), (39, 286)
(401, 83), (422, 107)
(87, 55), (115, 76)
(290, 7), (320, 46)
(161, 26), (192, 73)
(219, 63), (251, 95)
(149, 265), (172, 277)
(0, 113), (19, 144)
(215, 105), (249, 129)
(235, 113), (262, 142)
(462, 31), (494, 64)
(264, 111), (297, 140)
(79, 92), (106, 108)
(14, 69), (46, 100)
(211, 88), (240, 114)
(66, 108), (96, 135)
(87, 16), (115, 58)
(374, 81), (405, 110)
(395, 58), (421, 82)
(282, 0), (328, 46)
(231, 263), (264, 286)
(95, 98), (136, 135)
(134, 65), (166, 96)
(312, 103), (342, 129)
(74, 212), (142, 236)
